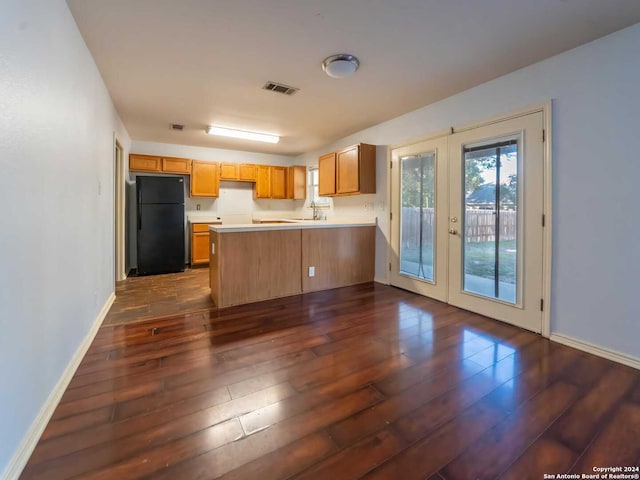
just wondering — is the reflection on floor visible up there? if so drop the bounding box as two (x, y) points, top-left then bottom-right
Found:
(19, 280), (640, 479)
(400, 260), (516, 303)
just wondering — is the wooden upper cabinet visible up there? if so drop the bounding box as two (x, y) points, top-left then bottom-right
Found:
(270, 166), (287, 199)
(220, 163), (259, 182)
(130, 154), (193, 174)
(162, 157), (191, 174)
(321, 143), (376, 196)
(318, 153), (336, 196)
(286, 166), (307, 200)
(255, 165), (271, 198)
(238, 163), (257, 181)
(336, 146), (360, 194)
(219, 163), (239, 180)
(129, 154), (161, 172)
(191, 161), (219, 197)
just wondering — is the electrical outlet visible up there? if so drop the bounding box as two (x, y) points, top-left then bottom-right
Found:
(308, 266), (315, 277)
(196, 204), (201, 211)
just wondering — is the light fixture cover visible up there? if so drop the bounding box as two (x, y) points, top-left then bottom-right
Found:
(206, 125), (279, 144)
(322, 54), (360, 79)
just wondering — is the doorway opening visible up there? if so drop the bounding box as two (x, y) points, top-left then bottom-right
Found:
(114, 139), (125, 284)
(390, 107), (550, 334)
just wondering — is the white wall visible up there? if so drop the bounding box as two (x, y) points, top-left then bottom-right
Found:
(0, 0), (131, 474)
(127, 141), (302, 269)
(296, 23), (640, 360)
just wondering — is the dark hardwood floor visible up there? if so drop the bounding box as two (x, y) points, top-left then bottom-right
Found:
(20, 279), (640, 479)
(104, 268), (213, 325)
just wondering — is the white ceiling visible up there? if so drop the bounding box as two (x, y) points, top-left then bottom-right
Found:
(67, 0), (640, 156)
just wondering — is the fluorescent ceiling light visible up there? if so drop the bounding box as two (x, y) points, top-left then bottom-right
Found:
(206, 125), (279, 144)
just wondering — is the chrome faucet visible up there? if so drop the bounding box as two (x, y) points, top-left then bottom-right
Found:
(311, 201), (320, 220)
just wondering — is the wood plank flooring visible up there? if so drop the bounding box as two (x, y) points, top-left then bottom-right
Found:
(104, 268), (213, 325)
(20, 279), (640, 479)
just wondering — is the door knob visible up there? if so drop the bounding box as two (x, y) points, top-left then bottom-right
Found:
(449, 228), (458, 235)
(450, 217), (458, 223)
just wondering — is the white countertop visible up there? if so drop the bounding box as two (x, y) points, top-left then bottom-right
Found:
(187, 214), (222, 223)
(209, 218), (376, 233)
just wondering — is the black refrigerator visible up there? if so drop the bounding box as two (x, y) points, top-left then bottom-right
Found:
(136, 176), (185, 275)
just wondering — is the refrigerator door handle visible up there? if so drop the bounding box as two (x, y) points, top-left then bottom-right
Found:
(138, 206), (142, 230)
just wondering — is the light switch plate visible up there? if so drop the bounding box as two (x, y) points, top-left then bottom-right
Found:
(308, 266), (315, 277)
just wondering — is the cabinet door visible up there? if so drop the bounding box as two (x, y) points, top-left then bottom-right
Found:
(337, 145), (360, 194)
(220, 163), (239, 180)
(270, 166), (287, 199)
(318, 153), (336, 196)
(191, 161), (219, 197)
(357, 143), (377, 194)
(238, 164), (257, 181)
(286, 167), (294, 199)
(130, 154), (161, 172)
(162, 157), (191, 174)
(255, 165), (271, 198)
(287, 166), (307, 200)
(191, 232), (211, 265)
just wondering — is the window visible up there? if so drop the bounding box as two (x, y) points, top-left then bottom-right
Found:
(308, 168), (330, 205)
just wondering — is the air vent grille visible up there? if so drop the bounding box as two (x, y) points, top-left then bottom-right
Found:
(171, 124), (184, 131)
(262, 82), (299, 96)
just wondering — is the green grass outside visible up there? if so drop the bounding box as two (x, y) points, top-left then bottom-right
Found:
(402, 240), (517, 284)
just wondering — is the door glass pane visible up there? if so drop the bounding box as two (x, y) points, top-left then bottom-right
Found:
(463, 141), (518, 303)
(400, 152), (435, 282)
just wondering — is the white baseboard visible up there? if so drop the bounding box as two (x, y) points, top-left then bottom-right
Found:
(374, 276), (390, 285)
(1, 293), (116, 480)
(550, 333), (640, 370)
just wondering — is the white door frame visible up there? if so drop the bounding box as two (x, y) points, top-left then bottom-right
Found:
(386, 102), (552, 337)
(114, 137), (126, 283)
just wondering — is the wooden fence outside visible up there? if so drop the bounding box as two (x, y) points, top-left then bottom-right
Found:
(401, 207), (516, 245)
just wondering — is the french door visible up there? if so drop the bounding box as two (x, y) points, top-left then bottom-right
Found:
(390, 137), (449, 302)
(390, 111), (545, 332)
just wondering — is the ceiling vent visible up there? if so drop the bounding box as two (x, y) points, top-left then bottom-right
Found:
(170, 123), (184, 131)
(262, 81), (299, 96)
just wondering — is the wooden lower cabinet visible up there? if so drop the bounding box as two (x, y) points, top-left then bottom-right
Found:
(302, 227), (375, 292)
(210, 229), (302, 307)
(190, 222), (220, 266)
(209, 226), (375, 307)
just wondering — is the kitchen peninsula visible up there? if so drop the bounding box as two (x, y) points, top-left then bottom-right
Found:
(209, 220), (376, 308)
